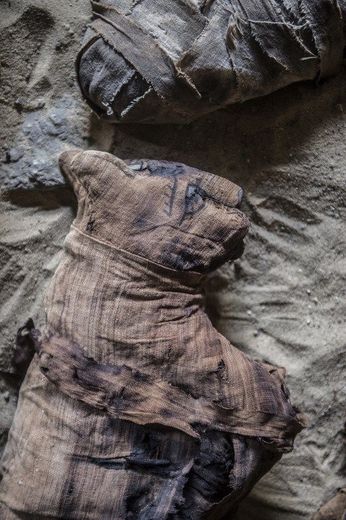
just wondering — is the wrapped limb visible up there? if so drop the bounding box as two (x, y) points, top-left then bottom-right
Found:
(77, 0), (346, 123)
(0, 151), (306, 519)
(311, 489), (346, 520)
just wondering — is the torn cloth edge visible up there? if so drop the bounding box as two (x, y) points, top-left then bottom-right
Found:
(32, 329), (307, 452)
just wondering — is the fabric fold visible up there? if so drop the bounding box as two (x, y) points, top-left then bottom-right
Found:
(0, 151), (306, 519)
(76, 0), (345, 123)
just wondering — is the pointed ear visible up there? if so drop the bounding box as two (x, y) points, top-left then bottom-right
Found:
(59, 149), (84, 198)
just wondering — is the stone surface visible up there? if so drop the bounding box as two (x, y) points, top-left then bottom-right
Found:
(0, 0), (91, 190)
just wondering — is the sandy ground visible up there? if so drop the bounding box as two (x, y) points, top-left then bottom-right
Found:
(0, 1), (345, 519)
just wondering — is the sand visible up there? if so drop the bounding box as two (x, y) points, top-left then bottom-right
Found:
(0, 1), (345, 519)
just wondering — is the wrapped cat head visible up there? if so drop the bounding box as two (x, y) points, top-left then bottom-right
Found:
(59, 150), (249, 273)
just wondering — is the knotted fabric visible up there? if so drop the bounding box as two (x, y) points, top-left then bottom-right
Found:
(77, 0), (346, 123)
(0, 151), (306, 519)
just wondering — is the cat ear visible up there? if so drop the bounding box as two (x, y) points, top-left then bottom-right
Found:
(59, 149), (116, 199)
(59, 149), (84, 198)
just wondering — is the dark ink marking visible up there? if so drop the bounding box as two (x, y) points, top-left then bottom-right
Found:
(184, 184), (206, 218)
(86, 218), (95, 232)
(147, 162), (184, 177)
(164, 177), (178, 216)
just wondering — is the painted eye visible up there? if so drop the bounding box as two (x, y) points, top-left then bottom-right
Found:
(185, 184), (206, 215)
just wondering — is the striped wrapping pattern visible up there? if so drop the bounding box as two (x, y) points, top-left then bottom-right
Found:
(0, 151), (306, 518)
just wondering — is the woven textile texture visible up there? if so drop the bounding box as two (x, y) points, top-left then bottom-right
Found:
(0, 151), (306, 519)
(311, 489), (346, 520)
(77, 0), (346, 123)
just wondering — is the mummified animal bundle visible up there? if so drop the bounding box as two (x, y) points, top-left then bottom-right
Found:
(0, 151), (306, 519)
(77, 0), (346, 123)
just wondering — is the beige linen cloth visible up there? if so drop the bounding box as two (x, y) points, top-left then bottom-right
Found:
(0, 151), (306, 519)
(77, 0), (346, 123)
(312, 489), (346, 520)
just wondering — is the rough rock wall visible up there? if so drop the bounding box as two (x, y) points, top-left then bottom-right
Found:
(0, 1), (345, 519)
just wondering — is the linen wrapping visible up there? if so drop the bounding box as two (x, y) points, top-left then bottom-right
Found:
(0, 151), (306, 519)
(77, 0), (346, 123)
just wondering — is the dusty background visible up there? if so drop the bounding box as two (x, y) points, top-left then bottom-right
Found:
(0, 1), (345, 519)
